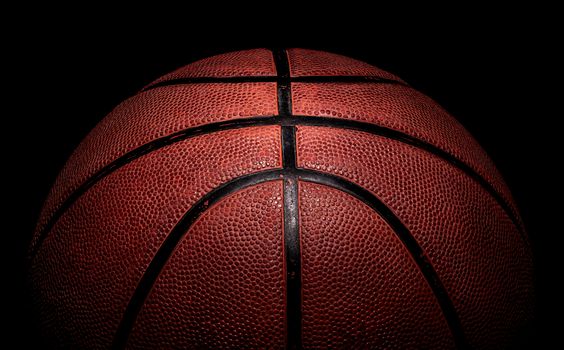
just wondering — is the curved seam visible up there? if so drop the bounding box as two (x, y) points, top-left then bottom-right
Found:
(292, 116), (525, 239)
(109, 168), (469, 349)
(142, 75), (407, 92)
(294, 169), (468, 349)
(27, 117), (280, 259)
(109, 170), (285, 349)
(30, 116), (524, 262)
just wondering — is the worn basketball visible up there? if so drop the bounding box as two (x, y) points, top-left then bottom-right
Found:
(29, 49), (533, 349)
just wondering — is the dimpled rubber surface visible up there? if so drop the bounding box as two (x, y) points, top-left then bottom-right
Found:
(33, 82), (277, 250)
(299, 181), (454, 349)
(296, 126), (534, 349)
(287, 48), (403, 81)
(127, 181), (285, 349)
(29, 127), (281, 348)
(149, 49), (276, 86)
(31, 48), (533, 348)
(291, 82), (518, 222)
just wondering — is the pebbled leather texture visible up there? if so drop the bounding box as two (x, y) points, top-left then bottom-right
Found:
(299, 181), (455, 349)
(30, 48), (533, 349)
(32, 82), (277, 252)
(296, 126), (533, 349)
(149, 48), (277, 85)
(127, 181), (285, 349)
(291, 81), (517, 222)
(287, 48), (403, 81)
(30, 127), (281, 348)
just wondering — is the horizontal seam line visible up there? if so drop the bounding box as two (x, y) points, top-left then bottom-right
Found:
(30, 115), (524, 261)
(142, 75), (407, 91)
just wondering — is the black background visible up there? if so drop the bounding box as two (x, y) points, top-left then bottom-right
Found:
(6, 23), (557, 348)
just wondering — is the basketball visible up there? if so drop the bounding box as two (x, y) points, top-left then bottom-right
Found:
(29, 49), (533, 348)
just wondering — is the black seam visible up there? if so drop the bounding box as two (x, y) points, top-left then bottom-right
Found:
(273, 48), (302, 350)
(292, 169), (469, 349)
(29, 115), (526, 263)
(273, 48), (291, 116)
(142, 75), (406, 92)
(282, 126), (297, 170)
(282, 175), (300, 349)
(27, 116), (280, 260)
(110, 170), (285, 349)
(291, 116), (526, 243)
(107, 168), (469, 349)
(40, 51), (477, 348)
